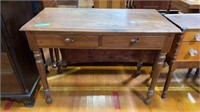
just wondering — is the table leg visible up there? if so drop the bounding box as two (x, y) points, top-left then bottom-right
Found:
(150, 55), (157, 78)
(186, 68), (193, 78)
(194, 68), (199, 78)
(136, 61), (143, 75)
(144, 53), (166, 105)
(55, 48), (62, 74)
(161, 63), (176, 98)
(33, 50), (52, 104)
(41, 48), (49, 73)
(49, 48), (57, 68)
(194, 68), (200, 86)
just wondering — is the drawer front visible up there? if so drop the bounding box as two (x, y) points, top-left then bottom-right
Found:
(183, 30), (200, 42)
(177, 42), (200, 61)
(102, 36), (165, 49)
(36, 34), (99, 48)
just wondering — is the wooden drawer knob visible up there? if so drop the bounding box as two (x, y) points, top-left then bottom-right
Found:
(130, 38), (139, 44)
(65, 38), (74, 43)
(195, 34), (200, 41)
(189, 49), (198, 56)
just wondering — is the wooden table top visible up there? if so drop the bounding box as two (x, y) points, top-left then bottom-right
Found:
(20, 8), (181, 33)
(165, 14), (200, 30)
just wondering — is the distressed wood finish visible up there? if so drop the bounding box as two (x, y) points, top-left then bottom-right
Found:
(162, 14), (200, 98)
(20, 8), (180, 33)
(20, 8), (181, 104)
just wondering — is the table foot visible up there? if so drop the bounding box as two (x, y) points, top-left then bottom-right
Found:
(144, 89), (154, 105)
(57, 61), (62, 74)
(161, 92), (167, 98)
(46, 96), (53, 104)
(44, 89), (52, 104)
(144, 98), (151, 105)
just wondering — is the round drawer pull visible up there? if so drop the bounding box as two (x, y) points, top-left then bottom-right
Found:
(189, 49), (198, 56)
(65, 38), (74, 43)
(195, 34), (200, 41)
(130, 38), (139, 44)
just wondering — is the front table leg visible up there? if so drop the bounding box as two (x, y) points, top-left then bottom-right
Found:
(144, 53), (166, 105)
(34, 51), (52, 104)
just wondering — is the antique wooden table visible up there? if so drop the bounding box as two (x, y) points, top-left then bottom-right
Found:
(20, 8), (181, 104)
(170, 0), (200, 13)
(162, 14), (200, 98)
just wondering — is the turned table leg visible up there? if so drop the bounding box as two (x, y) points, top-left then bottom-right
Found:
(144, 53), (166, 105)
(54, 48), (62, 74)
(49, 48), (57, 68)
(34, 50), (52, 104)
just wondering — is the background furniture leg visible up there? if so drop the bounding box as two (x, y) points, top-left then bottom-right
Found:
(186, 68), (193, 78)
(194, 68), (199, 78)
(136, 61), (143, 75)
(193, 68), (200, 86)
(55, 48), (62, 74)
(49, 48), (57, 68)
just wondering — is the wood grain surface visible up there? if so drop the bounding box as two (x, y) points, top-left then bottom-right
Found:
(20, 8), (181, 33)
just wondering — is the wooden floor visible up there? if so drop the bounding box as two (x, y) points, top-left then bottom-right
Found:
(1, 64), (200, 112)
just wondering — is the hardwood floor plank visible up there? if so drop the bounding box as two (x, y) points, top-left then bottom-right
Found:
(1, 65), (200, 112)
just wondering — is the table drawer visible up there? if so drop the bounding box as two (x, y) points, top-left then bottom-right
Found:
(177, 42), (200, 61)
(102, 36), (165, 49)
(36, 34), (99, 48)
(183, 30), (200, 42)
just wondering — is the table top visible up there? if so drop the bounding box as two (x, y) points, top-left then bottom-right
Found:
(165, 14), (200, 30)
(20, 8), (181, 33)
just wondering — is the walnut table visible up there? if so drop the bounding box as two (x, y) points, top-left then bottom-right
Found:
(20, 8), (181, 104)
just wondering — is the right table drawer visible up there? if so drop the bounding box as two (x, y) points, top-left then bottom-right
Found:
(102, 36), (165, 49)
(177, 42), (200, 61)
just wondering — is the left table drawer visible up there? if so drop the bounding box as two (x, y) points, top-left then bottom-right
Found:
(35, 34), (99, 48)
